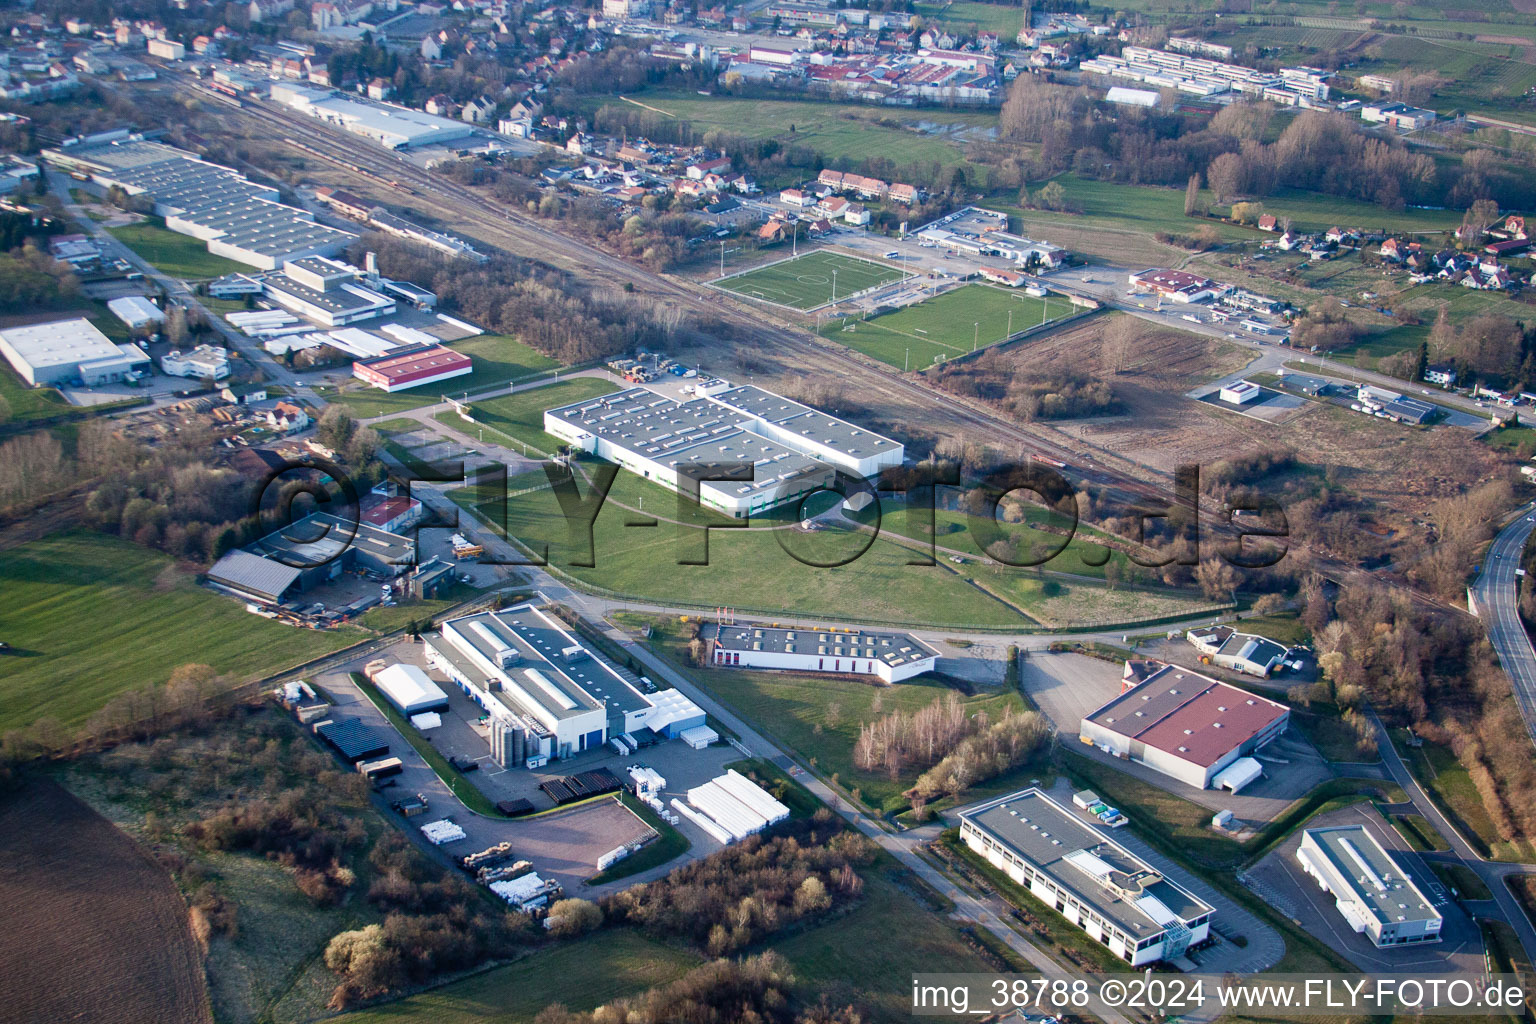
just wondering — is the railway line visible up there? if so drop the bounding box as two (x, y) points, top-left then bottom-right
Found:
(209, 88), (1147, 486)
(165, 78), (1481, 610)
(177, 81), (1408, 578)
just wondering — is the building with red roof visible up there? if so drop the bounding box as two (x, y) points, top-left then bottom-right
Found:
(353, 345), (472, 392)
(361, 494), (423, 533)
(1078, 661), (1289, 792)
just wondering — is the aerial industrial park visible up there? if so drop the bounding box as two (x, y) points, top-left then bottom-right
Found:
(4, 0), (1536, 1021)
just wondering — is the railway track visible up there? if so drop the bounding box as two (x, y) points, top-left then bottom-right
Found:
(234, 93), (1148, 486)
(182, 84), (1382, 567)
(164, 78), (1490, 609)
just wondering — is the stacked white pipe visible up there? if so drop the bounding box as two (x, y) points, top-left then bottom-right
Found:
(420, 819), (467, 844)
(671, 798), (732, 845)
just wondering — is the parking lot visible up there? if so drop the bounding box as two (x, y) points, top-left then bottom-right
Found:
(1245, 804), (1482, 973)
(306, 638), (744, 892)
(1023, 651), (1332, 825)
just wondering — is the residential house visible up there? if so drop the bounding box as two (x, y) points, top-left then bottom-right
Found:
(887, 183), (918, 204)
(1461, 263), (1514, 291)
(424, 94), (455, 116)
(757, 220), (788, 243)
(367, 77), (391, 100)
(1424, 364), (1457, 387)
(779, 188), (813, 208)
(461, 95), (496, 123)
(817, 195), (849, 218)
(267, 402), (310, 433)
(1257, 214), (1278, 232)
(222, 382), (269, 404)
(843, 203), (870, 226)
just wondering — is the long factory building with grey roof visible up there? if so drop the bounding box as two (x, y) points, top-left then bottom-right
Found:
(43, 138), (356, 269)
(543, 384), (905, 518)
(702, 621), (940, 682)
(960, 788), (1214, 966)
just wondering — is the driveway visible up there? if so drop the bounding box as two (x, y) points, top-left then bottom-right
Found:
(1246, 803), (1481, 973)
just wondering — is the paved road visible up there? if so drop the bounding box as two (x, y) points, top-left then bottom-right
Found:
(1470, 502), (1536, 741)
(1366, 710), (1536, 962)
(50, 170), (325, 406)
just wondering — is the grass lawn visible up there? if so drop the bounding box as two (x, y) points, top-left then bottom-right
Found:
(0, 532), (367, 732)
(1391, 812), (1451, 852)
(870, 502), (1102, 571)
(108, 218), (250, 280)
(1431, 861), (1492, 902)
(334, 930), (703, 1023)
(1292, 709), (1377, 764)
(821, 283), (1077, 369)
(350, 672), (504, 817)
(454, 377), (619, 457)
(371, 417), (431, 436)
(1400, 735), (1536, 862)
(773, 854), (1005, 1020)
(589, 92), (995, 184)
(917, 0), (1029, 35)
(0, 361), (73, 424)
(1001, 174), (1257, 242)
(715, 250), (911, 311)
(325, 335), (563, 417)
(1215, 189), (1464, 235)
(452, 465), (1031, 628)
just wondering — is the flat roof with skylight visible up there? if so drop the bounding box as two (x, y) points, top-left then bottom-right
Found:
(960, 789), (1213, 965)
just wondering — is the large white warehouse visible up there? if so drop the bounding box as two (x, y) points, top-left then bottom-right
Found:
(702, 621), (939, 682)
(543, 384), (904, 518)
(270, 83), (476, 150)
(0, 318), (150, 386)
(1297, 825), (1442, 948)
(43, 138), (356, 269)
(371, 663), (451, 716)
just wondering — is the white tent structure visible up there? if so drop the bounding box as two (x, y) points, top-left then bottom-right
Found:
(373, 663), (451, 716)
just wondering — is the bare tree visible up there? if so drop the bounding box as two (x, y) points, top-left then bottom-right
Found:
(1099, 316), (1139, 376)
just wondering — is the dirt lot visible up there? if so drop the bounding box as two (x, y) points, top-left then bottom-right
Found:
(0, 780), (211, 1024)
(993, 319), (1504, 545)
(982, 318), (1257, 473)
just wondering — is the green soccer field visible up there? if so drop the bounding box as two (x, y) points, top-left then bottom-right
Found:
(819, 283), (1078, 369)
(714, 251), (910, 310)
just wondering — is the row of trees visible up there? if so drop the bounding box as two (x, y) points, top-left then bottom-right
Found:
(999, 77), (1536, 212)
(601, 812), (872, 956)
(1310, 582), (1536, 847)
(851, 691), (1052, 807)
(930, 353), (1118, 422)
(907, 709), (1051, 810)
(532, 952), (865, 1024)
(355, 237), (689, 366)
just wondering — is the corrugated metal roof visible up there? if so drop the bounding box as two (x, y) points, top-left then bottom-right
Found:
(206, 549), (302, 601)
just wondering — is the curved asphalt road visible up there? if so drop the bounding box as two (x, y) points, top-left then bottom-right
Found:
(1471, 501), (1536, 739)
